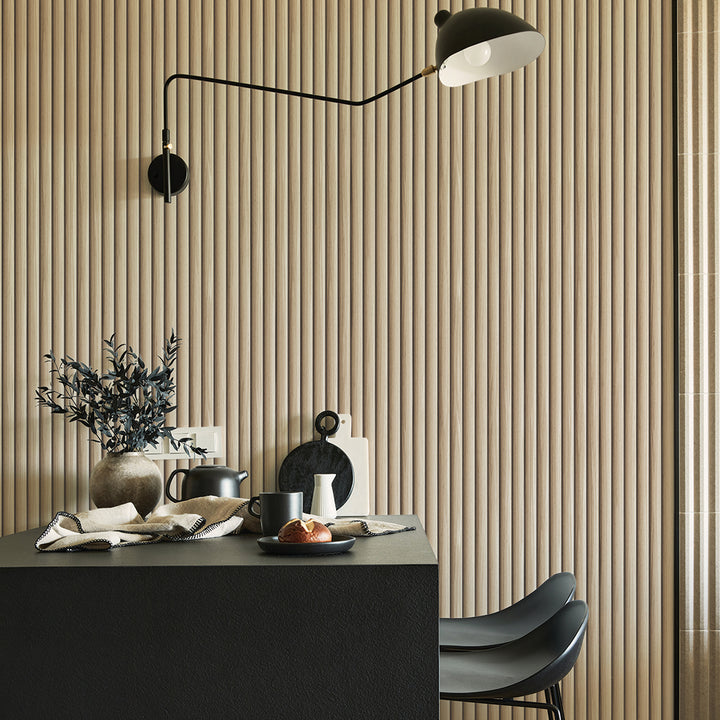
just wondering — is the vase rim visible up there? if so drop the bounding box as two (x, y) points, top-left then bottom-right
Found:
(107, 451), (147, 456)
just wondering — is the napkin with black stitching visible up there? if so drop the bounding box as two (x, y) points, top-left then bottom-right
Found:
(35, 496), (245, 551)
(319, 517), (415, 536)
(238, 504), (415, 537)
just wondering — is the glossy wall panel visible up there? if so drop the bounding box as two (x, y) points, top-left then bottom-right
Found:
(0, 2), (674, 718)
(678, 0), (720, 716)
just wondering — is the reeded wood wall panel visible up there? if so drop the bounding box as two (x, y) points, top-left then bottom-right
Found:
(0, 1), (674, 718)
(678, 0), (720, 716)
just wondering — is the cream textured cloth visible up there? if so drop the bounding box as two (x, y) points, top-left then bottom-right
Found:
(238, 503), (415, 537)
(36, 496), (245, 551)
(36, 497), (415, 551)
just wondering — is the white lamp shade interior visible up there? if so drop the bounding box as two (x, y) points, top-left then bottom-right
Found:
(438, 30), (545, 87)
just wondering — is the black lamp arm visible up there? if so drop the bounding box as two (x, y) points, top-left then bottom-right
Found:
(158, 65), (437, 202)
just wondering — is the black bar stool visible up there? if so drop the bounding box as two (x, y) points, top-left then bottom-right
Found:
(440, 599), (589, 720)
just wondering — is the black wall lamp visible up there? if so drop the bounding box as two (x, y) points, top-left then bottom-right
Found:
(148, 7), (544, 203)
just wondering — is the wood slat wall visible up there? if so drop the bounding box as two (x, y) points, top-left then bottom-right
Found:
(0, 1), (674, 718)
(678, 1), (720, 716)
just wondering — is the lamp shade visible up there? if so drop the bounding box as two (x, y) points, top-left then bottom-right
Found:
(434, 7), (545, 86)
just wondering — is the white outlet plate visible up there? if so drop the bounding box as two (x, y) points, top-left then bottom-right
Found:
(144, 426), (223, 460)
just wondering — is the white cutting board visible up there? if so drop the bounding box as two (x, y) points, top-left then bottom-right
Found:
(328, 414), (370, 516)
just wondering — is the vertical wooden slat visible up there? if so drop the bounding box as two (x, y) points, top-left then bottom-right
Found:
(249, 0), (264, 488)
(213, 0), (228, 465)
(447, 36), (461, 621)
(337, 1), (351, 420)
(225, 0), (240, 473)
(286, 0), (301, 457)
(174, 0), (190, 435)
(238, 0), (252, 490)
(187, 0), (202, 431)
(275, 0), (289, 472)
(150, 0), (164, 352)
(598, 0), (614, 716)
(113, 0), (127, 344)
(485, 32), (500, 630)
(126, 0), (140, 348)
(573, 0), (588, 715)
(460, 0), (477, 630)
(0, 3), (675, 720)
(586, 0), (601, 717)
(262, 0), (277, 484)
(324, 0), (339, 418)
(26, 0), (40, 528)
(548, 0), (563, 582)
(411, 0), (427, 534)
(523, 0), (539, 607)
(423, 0), (439, 606)
(14, 1), (28, 530)
(611, 2), (627, 718)
(51, 0), (65, 515)
(76, 0), (90, 510)
(311, 0), (326, 427)
(678, 0), (719, 717)
(661, 0), (675, 714)
(439, 10), (455, 623)
(201, 0), (215, 427)
(38, 0), (53, 524)
(298, 0), (314, 487)
(399, 0), (414, 516)
(623, 1), (639, 718)
(374, 0), (389, 516)
(473, 0), (489, 640)
(362, 1), (377, 515)
(560, 10), (576, 672)
(387, 0), (401, 517)
(63, 0), (78, 512)
(535, 0), (550, 591)
(1, 0), (15, 535)
(636, 1), (651, 717)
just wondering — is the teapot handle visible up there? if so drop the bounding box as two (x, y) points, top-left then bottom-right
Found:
(165, 468), (188, 503)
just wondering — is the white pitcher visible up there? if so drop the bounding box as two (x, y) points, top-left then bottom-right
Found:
(310, 473), (337, 519)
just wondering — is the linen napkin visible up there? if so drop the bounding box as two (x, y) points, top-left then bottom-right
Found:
(36, 497), (414, 550)
(237, 501), (415, 537)
(36, 496), (245, 551)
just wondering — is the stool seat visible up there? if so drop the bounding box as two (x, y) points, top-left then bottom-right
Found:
(439, 571), (576, 651)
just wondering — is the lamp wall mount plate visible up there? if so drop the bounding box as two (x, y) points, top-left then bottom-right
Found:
(147, 153), (189, 197)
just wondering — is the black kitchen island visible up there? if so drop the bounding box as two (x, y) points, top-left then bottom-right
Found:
(0, 514), (438, 719)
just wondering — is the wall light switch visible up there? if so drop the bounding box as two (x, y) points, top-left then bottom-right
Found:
(143, 426), (223, 460)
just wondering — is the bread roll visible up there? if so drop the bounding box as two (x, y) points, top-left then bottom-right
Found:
(278, 518), (332, 543)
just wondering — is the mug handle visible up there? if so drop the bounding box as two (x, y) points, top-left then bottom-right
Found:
(165, 468), (188, 503)
(247, 495), (261, 518)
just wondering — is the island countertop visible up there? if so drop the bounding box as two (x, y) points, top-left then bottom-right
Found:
(0, 514), (437, 567)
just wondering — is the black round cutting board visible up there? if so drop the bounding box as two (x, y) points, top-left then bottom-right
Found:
(277, 411), (354, 513)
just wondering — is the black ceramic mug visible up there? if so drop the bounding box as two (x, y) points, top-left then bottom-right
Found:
(247, 491), (303, 536)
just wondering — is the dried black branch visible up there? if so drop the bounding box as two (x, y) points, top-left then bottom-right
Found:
(36, 331), (207, 457)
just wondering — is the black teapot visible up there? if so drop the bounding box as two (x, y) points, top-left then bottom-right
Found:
(165, 465), (249, 502)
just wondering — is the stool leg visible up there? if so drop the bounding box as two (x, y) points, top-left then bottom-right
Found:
(554, 683), (566, 720)
(544, 688), (558, 720)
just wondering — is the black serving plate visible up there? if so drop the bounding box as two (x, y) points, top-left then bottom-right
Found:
(257, 535), (356, 555)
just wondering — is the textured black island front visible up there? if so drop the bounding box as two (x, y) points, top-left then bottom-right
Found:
(0, 514), (438, 719)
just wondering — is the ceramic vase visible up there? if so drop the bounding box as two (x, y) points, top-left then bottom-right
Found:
(90, 452), (163, 518)
(310, 473), (337, 519)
